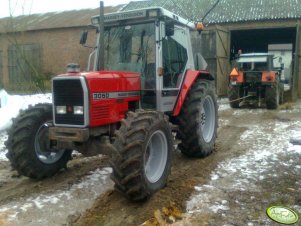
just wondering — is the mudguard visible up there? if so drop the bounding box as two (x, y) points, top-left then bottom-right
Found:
(172, 70), (214, 116)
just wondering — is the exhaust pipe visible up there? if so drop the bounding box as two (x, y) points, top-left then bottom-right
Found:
(97, 1), (105, 71)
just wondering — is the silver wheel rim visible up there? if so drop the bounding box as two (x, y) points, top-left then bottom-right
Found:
(200, 95), (216, 143)
(34, 122), (65, 164)
(144, 130), (168, 183)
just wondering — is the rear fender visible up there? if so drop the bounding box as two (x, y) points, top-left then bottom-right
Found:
(172, 70), (214, 117)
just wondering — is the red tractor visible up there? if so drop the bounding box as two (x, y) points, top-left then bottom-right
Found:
(6, 4), (218, 200)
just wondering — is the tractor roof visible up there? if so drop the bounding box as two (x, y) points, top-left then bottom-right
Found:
(91, 7), (195, 29)
(237, 53), (274, 63)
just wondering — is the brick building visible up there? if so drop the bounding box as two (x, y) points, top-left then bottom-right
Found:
(0, 6), (121, 90)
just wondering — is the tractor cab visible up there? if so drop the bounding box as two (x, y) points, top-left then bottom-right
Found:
(82, 7), (197, 112)
(236, 53), (276, 72)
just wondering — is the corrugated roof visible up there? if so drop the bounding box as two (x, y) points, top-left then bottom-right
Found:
(123, 0), (301, 24)
(0, 5), (122, 33)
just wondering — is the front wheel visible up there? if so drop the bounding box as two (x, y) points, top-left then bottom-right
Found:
(177, 79), (218, 157)
(5, 104), (72, 179)
(110, 110), (173, 201)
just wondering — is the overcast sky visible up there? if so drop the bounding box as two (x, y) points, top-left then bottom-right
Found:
(0, 0), (138, 18)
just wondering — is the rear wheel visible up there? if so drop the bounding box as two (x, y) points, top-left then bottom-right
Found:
(110, 110), (173, 201)
(177, 79), (218, 157)
(228, 85), (241, 108)
(266, 83), (279, 109)
(5, 104), (72, 179)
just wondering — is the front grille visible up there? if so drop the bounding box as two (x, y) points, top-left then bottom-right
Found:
(53, 78), (85, 126)
(244, 72), (262, 83)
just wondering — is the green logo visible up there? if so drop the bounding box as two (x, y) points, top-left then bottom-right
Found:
(267, 206), (299, 225)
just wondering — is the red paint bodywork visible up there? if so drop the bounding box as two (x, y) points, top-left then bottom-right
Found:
(229, 69), (277, 84)
(261, 71), (277, 82)
(172, 70), (213, 117)
(67, 71), (141, 127)
(230, 71), (244, 83)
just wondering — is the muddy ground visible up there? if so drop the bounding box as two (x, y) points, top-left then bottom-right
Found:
(0, 100), (300, 226)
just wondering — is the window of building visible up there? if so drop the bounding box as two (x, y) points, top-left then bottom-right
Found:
(8, 44), (41, 83)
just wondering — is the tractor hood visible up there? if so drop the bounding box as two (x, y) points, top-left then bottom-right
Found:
(58, 71), (141, 93)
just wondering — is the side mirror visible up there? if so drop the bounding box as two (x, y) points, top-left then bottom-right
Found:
(80, 30), (88, 45)
(165, 21), (175, 37)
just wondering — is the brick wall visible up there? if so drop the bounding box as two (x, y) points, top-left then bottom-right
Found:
(0, 27), (96, 87)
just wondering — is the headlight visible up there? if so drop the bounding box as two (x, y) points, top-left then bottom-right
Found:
(74, 106), (84, 115)
(56, 106), (66, 114)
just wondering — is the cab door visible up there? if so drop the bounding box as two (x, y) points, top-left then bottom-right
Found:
(157, 23), (192, 112)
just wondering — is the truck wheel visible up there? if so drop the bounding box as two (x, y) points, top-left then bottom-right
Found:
(110, 110), (173, 201)
(177, 79), (218, 157)
(5, 103), (72, 179)
(266, 84), (279, 109)
(228, 85), (241, 108)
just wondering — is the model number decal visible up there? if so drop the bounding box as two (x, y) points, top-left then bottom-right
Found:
(93, 91), (140, 100)
(93, 93), (109, 100)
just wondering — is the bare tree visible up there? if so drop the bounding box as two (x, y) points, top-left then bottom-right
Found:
(1, 0), (47, 93)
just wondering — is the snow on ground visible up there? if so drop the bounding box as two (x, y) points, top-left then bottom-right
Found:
(186, 102), (301, 224)
(0, 132), (8, 161)
(218, 98), (231, 111)
(0, 90), (51, 161)
(0, 167), (113, 226)
(0, 90), (51, 132)
(0, 91), (114, 225)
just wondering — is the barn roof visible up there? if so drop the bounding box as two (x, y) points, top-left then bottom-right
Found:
(0, 6), (122, 33)
(123, 0), (301, 24)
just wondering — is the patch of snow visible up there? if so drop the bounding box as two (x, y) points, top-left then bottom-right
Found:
(0, 91), (51, 132)
(0, 131), (8, 161)
(218, 98), (231, 111)
(186, 108), (301, 217)
(0, 91), (52, 161)
(0, 167), (113, 226)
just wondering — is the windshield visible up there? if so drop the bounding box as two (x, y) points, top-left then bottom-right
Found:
(237, 57), (268, 71)
(104, 23), (156, 75)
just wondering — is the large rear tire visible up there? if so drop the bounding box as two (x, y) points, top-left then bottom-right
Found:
(228, 85), (241, 108)
(110, 110), (173, 201)
(177, 79), (218, 158)
(266, 83), (279, 109)
(5, 104), (72, 179)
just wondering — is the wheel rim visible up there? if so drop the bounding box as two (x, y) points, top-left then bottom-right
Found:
(200, 95), (216, 143)
(144, 130), (168, 183)
(34, 122), (65, 164)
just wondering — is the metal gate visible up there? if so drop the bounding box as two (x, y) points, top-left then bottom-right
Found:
(201, 25), (230, 96)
